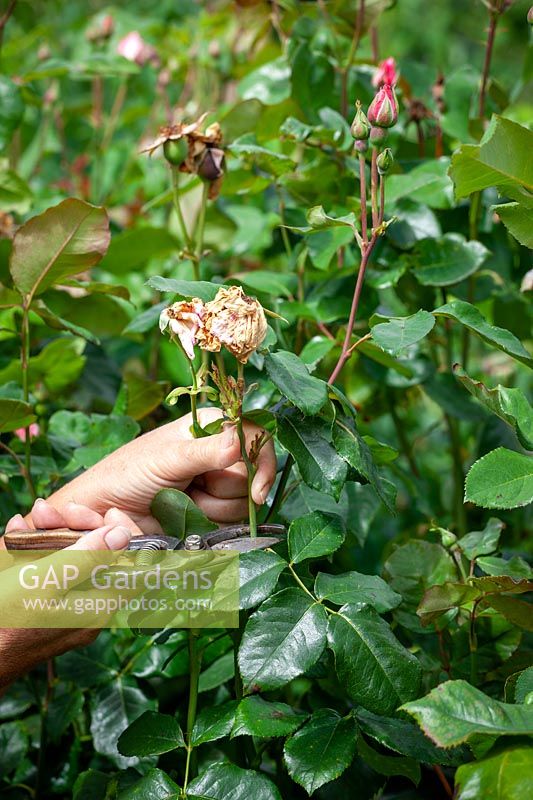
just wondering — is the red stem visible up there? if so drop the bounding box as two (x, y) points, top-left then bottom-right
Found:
(370, 148), (379, 228)
(359, 153), (368, 245)
(479, 13), (497, 119)
(328, 233), (378, 385)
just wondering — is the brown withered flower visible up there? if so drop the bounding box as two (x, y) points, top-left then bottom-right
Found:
(141, 115), (225, 198)
(197, 286), (267, 363)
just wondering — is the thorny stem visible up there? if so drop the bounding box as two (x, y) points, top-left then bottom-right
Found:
(462, 191), (482, 368)
(340, 0), (365, 117)
(0, 0), (17, 58)
(433, 765), (453, 799)
(237, 363), (257, 537)
(328, 232), (378, 385)
(20, 302), (36, 501)
(478, 11), (498, 119)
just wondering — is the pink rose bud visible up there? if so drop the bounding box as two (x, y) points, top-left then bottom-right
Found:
(14, 423), (40, 442)
(354, 139), (368, 154)
(372, 57), (398, 88)
(367, 84), (399, 128)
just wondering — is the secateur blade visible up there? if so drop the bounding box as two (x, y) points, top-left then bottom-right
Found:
(178, 523), (286, 553)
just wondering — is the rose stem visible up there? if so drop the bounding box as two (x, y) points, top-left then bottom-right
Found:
(170, 166), (194, 252)
(359, 152), (368, 247)
(20, 299), (36, 501)
(237, 362), (257, 537)
(370, 146), (379, 228)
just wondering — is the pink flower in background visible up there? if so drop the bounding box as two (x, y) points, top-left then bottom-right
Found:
(117, 31), (159, 66)
(372, 57), (398, 88)
(14, 424), (40, 442)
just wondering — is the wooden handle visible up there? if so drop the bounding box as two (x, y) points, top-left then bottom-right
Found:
(3, 528), (89, 551)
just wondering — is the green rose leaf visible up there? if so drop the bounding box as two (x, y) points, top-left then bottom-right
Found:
(328, 604), (422, 715)
(277, 408), (348, 500)
(357, 735), (421, 786)
(371, 310), (435, 356)
(191, 701), (239, 746)
(188, 762), (282, 800)
(0, 163), (32, 214)
(10, 199), (110, 299)
(151, 488), (215, 538)
(239, 549), (287, 610)
(449, 116), (533, 199)
(283, 708), (358, 794)
(315, 571), (402, 613)
(494, 202), (533, 249)
(229, 141), (296, 177)
(117, 711), (185, 757)
(433, 301), (533, 368)
(356, 709), (468, 766)
(454, 366), (533, 450)
(146, 276), (219, 301)
(457, 517), (504, 560)
(238, 588), (328, 693)
(412, 233), (489, 286)
(465, 448), (533, 510)
(117, 768), (180, 799)
(265, 351), (329, 415)
(455, 745), (533, 800)
(231, 696), (308, 739)
(288, 511), (344, 564)
(0, 399), (36, 434)
(332, 416), (396, 511)
(90, 678), (157, 768)
(401, 680), (533, 747)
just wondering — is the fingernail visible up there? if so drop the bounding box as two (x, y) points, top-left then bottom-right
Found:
(34, 497), (47, 507)
(255, 483), (269, 504)
(104, 526), (131, 551)
(223, 427), (237, 449)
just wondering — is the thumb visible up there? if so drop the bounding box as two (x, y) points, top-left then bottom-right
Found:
(175, 426), (241, 479)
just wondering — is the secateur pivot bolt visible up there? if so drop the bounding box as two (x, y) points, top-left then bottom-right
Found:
(184, 534), (205, 551)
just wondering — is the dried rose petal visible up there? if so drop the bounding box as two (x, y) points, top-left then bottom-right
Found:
(197, 286), (267, 363)
(160, 299), (205, 359)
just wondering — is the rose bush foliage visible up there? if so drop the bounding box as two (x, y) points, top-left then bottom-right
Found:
(0, 1), (532, 798)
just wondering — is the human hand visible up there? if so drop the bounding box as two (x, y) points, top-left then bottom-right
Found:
(43, 409), (277, 532)
(0, 499), (135, 689)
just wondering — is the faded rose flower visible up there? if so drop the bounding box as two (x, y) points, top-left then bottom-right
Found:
(160, 299), (205, 360)
(197, 286), (267, 363)
(367, 84), (399, 128)
(117, 31), (159, 66)
(15, 424), (40, 442)
(87, 14), (114, 43)
(372, 57), (398, 88)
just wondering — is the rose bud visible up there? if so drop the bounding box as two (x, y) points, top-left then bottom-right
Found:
(367, 84), (399, 128)
(163, 137), (188, 166)
(369, 125), (388, 146)
(354, 139), (368, 154)
(376, 147), (394, 175)
(529, 6), (533, 24)
(198, 146), (225, 182)
(350, 100), (370, 140)
(159, 299), (205, 360)
(197, 286), (267, 363)
(372, 57), (398, 88)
